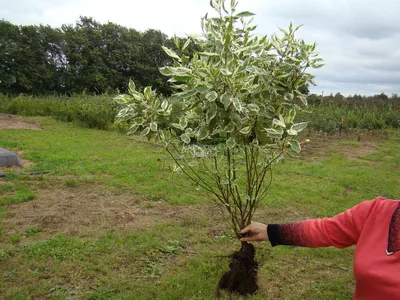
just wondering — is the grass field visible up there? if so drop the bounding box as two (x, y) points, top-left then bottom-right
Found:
(0, 116), (399, 299)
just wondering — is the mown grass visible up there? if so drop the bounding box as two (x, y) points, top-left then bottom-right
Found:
(0, 117), (399, 299)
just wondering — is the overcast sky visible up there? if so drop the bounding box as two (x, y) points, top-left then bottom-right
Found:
(1, 0), (399, 96)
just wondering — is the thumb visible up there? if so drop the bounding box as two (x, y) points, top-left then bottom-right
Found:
(239, 225), (251, 234)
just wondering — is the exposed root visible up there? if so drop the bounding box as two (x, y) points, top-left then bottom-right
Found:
(217, 242), (259, 296)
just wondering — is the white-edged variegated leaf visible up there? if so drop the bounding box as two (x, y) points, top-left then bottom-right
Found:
(273, 118), (286, 128)
(290, 140), (301, 153)
(171, 123), (183, 130)
(221, 93), (231, 110)
(161, 46), (181, 61)
(291, 122), (308, 133)
(235, 11), (255, 18)
(299, 95), (308, 106)
(116, 107), (131, 119)
(140, 127), (150, 136)
(220, 68), (233, 76)
(226, 137), (236, 149)
(179, 117), (188, 129)
(265, 128), (283, 138)
(206, 91), (218, 102)
(180, 133), (191, 144)
(224, 123), (235, 133)
(182, 38), (191, 51)
(113, 94), (130, 105)
(198, 52), (220, 57)
(284, 93), (294, 101)
(159, 66), (191, 77)
(288, 109), (296, 124)
(287, 129), (297, 136)
(232, 98), (242, 112)
(198, 126), (208, 140)
(129, 124), (140, 133)
(133, 117), (144, 125)
(161, 100), (169, 110)
(128, 79), (136, 94)
(240, 126), (252, 135)
(247, 103), (260, 112)
(150, 122), (158, 132)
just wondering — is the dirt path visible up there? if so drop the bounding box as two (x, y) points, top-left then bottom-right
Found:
(0, 113), (42, 130)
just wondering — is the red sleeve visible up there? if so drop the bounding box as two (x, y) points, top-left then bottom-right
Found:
(268, 198), (379, 248)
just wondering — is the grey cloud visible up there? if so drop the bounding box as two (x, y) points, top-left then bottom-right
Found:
(0, 0), (399, 95)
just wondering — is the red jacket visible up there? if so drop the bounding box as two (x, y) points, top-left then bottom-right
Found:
(267, 197), (400, 300)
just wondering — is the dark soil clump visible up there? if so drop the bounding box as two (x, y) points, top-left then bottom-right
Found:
(217, 242), (259, 296)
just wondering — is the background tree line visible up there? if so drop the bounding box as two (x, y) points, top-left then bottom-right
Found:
(0, 17), (195, 95)
(1, 17), (398, 103)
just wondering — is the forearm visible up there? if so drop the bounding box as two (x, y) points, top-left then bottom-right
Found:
(267, 217), (358, 248)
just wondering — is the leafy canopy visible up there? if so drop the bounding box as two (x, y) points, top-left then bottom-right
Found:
(116, 0), (322, 234)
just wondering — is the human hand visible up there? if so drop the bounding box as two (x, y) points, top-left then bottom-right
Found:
(239, 222), (268, 242)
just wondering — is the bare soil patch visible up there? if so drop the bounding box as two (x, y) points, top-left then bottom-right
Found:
(2, 184), (308, 241)
(2, 185), (219, 238)
(0, 113), (42, 130)
(299, 131), (388, 163)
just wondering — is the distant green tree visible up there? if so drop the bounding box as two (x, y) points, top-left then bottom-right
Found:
(298, 83), (310, 95)
(375, 93), (389, 101)
(136, 29), (174, 95)
(0, 20), (19, 94)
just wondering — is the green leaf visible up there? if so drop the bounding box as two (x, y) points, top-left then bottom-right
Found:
(221, 93), (231, 110)
(198, 126), (208, 140)
(226, 137), (236, 149)
(140, 127), (150, 136)
(230, 113), (241, 127)
(235, 11), (255, 18)
(150, 122), (158, 132)
(290, 140), (301, 153)
(181, 134), (191, 144)
(284, 93), (294, 101)
(196, 85), (210, 92)
(287, 129), (297, 136)
(162, 46), (181, 61)
(291, 122), (308, 133)
(207, 116), (218, 133)
(206, 91), (218, 102)
(206, 103), (217, 123)
(273, 118), (286, 128)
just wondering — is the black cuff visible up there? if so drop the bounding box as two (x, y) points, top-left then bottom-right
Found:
(267, 224), (281, 247)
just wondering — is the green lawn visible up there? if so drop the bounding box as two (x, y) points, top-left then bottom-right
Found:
(0, 117), (399, 299)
